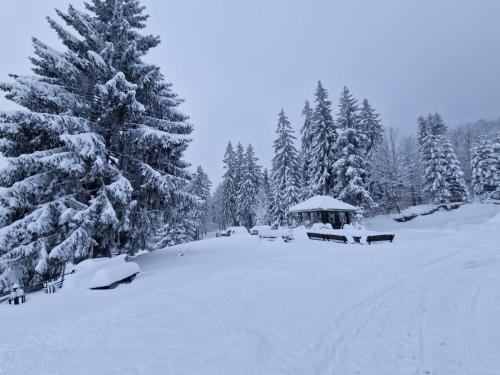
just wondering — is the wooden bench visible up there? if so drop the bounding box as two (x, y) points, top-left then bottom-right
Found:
(307, 232), (348, 244)
(366, 234), (395, 245)
(324, 234), (348, 244)
(307, 232), (325, 241)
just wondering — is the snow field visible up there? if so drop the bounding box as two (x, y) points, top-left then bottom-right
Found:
(0, 203), (499, 375)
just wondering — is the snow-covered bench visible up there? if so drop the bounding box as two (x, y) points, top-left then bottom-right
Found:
(307, 232), (325, 241)
(324, 233), (348, 244)
(366, 234), (395, 244)
(307, 232), (348, 243)
(89, 262), (140, 290)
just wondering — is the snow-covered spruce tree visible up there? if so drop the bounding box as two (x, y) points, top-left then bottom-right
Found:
(418, 114), (469, 203)
(221, 142), (238, 226)
(269, 109), (300, 227)
(432, 114), (469, 202)
(299, 100), (314, 199)
(234, 142), (245, 223)
(237, 144), (261, 228)
(470, 133), (500, 200)
(188, 166), (212, 240)
(0, 0), (193, 290)
(309, 81), (338, 195)
(332, 87), (375, 212)
(428, 114), (469, 203)
(255, 168), (272, 225)
(418, 115), (450, 203)
(359, 98), (383, 157)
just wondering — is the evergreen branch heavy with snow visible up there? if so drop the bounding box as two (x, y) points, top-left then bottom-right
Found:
(0, 0), (193, 290)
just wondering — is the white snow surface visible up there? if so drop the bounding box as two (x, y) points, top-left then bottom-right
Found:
(227, 226), (250, 235)
(289, 194), (357, 212)
(1, 203), (500, 375)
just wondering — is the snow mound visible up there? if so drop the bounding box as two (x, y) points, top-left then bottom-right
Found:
(89, 262), (140, 289)
(64, 255), (133, 290)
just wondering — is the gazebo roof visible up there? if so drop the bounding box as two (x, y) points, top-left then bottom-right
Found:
(289, 195), (357, 213)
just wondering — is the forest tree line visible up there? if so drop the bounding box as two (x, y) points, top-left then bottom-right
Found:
(210, 83), (500, 230)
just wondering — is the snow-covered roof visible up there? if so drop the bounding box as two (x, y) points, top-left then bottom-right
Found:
(289, 195), (357, 213)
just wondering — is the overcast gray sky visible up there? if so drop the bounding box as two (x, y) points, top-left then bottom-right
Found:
(1, 0), (499, 185)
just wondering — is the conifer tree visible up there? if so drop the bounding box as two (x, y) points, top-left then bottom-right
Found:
(470, 133), (500, 200)
(234, 142), (245, 223)
(188, 166), (212, 239)
(309, 82), (337, 195)
(299, 100), (314, 199)
(418, 114), (469, 203)
(360, 99), (383, 157)
(256, 169), (272, 225)
(418, 115), (450, 203)
(0, 0), (193, 289)
(332, 87), (375, 210)
(237, 144), (261, 228)
(269, 110), (300, 227)
(430, 114), (469, 202)
(222, 142), (238, 226)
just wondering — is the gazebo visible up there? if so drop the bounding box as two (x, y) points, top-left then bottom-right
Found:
(289, 195), (357, 229)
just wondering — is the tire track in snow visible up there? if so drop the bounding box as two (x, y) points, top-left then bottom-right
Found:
(296, 249), (465, 375)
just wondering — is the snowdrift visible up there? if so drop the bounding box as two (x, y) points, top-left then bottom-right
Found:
(64, 255), (140, 290)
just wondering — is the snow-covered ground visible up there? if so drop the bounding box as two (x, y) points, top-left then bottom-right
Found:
(1, 203), (499, 375)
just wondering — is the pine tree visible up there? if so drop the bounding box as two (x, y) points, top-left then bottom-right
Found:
(299, 100), (314, 199)
(309, 81), (337, 195)
(418, 115), (450, 203)
(471, 132), (500, 200)
(360, 98), (383, 157)
(234, 142), (245, 223)
(0, 0), (193, 290)
(332, 87), (375, 210)
(418, 114), (469, 203)
(255, 169), (272, 225)
(269, 110), (300, 227)
(221, 142), (238, 226)
(237, 144), (261, 228)
(188, 166), (212, 239)
(431, 114), (469, 202)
